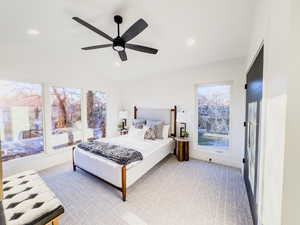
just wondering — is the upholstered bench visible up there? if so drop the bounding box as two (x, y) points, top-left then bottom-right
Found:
(0, 170), (64, 225)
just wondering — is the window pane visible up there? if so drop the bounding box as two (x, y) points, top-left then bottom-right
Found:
(50, 87), (82, 149)
(87, 90), (106, 140)
(197, 85), (230, 150)
(0, 80), (44, 161)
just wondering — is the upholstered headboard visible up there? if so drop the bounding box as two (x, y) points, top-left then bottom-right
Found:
(133, 106), (177, 137)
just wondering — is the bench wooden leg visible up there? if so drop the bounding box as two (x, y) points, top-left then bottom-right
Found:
(52, 218), (59, 225)
(47, 215), (62, 225)
(122, 166), (126, 201)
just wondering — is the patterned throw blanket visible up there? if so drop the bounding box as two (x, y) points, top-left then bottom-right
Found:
(77, 141), (143, 165)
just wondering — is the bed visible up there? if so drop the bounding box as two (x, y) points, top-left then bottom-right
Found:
(72, 106), (177, 201)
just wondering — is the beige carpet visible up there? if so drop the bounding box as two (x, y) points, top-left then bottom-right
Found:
(40, 155), (253, 225)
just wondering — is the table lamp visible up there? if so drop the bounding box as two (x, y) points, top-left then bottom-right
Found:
(177, 111), (187, 138)
(119, 110), (128, 129)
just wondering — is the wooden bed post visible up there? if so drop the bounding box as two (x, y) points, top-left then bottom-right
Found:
(171, 105), (177, 137)
(72, 147), (76, 171)
(134, 106), (137, 119)
(121, 166), (126, 201)
(174, 105), (177, 137)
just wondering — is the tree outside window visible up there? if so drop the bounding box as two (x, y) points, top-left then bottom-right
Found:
(50, 87), (82, 149)
(197, 84), (230, 150)
(87, 90), (106, 140)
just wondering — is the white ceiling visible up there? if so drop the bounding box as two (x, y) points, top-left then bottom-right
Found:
(0, 0), (254, 81)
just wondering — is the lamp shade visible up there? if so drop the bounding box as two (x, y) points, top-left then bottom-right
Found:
(177, 111), (187, 123)
(119, 110), (128, 119)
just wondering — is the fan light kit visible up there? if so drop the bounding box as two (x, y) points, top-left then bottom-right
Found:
(72, 15), (158, 62)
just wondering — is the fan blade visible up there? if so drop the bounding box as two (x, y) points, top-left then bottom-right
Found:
(121, 19), (148, 42)
(118, 51), (127, 61)
(82, 44), (112, 50)
(72, 17), (113, 42)
(126, 43), (158, 54)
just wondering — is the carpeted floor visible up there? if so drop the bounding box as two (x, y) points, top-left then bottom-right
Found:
(40, 155), (253, 225)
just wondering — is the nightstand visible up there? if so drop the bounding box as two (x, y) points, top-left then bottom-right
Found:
(175, 138), (189, 161)
(120, 129), (128, 136)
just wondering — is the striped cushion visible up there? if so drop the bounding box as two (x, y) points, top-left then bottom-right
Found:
(2, 170), (64, 225)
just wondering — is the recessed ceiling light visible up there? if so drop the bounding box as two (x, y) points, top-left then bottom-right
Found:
(27, 29), (40, 36)
(115, 62), (121, 67)
(186, 37), (195, 47)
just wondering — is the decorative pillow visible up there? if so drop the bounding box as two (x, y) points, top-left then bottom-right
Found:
(144, 126), (156, 140)
(132, 119), (146, 129)
(162, 125), (170, 139)
(128, 127), (145, 140)
(146, 120), (164, 139)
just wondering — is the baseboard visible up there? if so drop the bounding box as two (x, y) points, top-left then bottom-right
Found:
(190, 150), (243, 169)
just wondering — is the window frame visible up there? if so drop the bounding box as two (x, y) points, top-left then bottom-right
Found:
(194, 81), (233, 153)
(0, 80), (45, 161)
(0, 81), (109, 162)
(48, 86), (83, 150)
(85, 89), (107, 141)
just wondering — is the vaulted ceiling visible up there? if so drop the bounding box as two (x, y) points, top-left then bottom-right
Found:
(0, 0), (254, 80)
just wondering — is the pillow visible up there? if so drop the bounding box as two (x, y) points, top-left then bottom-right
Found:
(132, 119), (146, 129)
(144, 126), (156, 140)
(128, 127), (145, 140)
(146, 120), (164, 139)
(162, 125), (170, 139)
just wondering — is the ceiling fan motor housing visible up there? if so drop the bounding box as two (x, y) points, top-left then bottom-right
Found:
(113, 36), (125, 52)
(114, 15), (123, 24)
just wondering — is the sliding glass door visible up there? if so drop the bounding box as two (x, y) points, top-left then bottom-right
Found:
(244, 46), (264, 225)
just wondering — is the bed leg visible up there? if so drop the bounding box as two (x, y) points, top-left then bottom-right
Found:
(122, 166), (126, 201)
(72, 147), (76, 171)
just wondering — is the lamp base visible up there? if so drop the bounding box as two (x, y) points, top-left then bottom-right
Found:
(179, 123), (186, 138)
(122, 119), (127, 129)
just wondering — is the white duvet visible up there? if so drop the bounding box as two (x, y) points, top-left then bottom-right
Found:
(99, 135), (173, 159)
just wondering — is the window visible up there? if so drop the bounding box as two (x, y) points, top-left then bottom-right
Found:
(0, 80), (44, 161)
(86, 90), (106, 140)
(50, 87), (82, 149)
(0, 80), (108, 161)
(197, 84), (230, 150)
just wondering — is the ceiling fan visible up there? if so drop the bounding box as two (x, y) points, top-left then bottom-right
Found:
(72, 15), (158, 61)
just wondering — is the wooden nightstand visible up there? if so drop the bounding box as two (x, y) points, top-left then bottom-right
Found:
(175, 138), (189, 161)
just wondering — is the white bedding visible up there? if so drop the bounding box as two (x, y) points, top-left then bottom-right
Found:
(74, 135), (174, 188)
(101, 136), (173, 158)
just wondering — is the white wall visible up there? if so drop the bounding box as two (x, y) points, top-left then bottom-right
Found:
(0, 69), (122, 177)
(281, 1), (300, 224)
(246, 0), (291, 224)
(119, 58), (246, 169)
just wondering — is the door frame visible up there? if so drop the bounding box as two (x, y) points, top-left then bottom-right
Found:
(244, 44), (264, 225)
